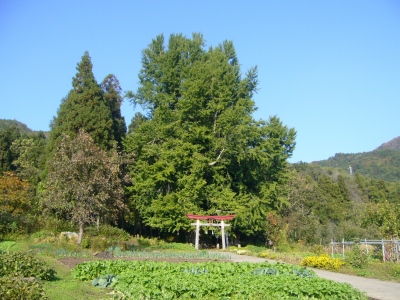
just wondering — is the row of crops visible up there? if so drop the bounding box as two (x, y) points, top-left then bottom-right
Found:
(107, 245), (231, 260)
(72, 260), (368, 299)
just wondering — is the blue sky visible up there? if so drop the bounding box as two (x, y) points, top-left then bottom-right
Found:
(1, 1), (399, 163)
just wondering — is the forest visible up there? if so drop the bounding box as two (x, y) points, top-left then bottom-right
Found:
(1, 33), (399, 248)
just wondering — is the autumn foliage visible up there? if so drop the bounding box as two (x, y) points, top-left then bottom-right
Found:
(0, 172), (30, 233)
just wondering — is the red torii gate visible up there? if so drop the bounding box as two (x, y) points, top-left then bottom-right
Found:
(186, 214), (235, 250)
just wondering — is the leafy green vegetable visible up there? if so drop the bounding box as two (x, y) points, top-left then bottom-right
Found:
(92, 274), (117, 288)
(73, 260), (367, 299)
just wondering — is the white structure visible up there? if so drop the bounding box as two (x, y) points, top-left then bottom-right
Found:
(186, 214), (235, 250)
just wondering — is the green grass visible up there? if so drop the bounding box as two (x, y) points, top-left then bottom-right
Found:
(39, 256), (111, 300)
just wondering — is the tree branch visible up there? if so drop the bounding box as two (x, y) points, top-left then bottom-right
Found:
(209, 148), (225, 166)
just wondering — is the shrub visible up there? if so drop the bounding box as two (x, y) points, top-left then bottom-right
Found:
(345, 244), (369, 269)
(311, 244), (324, 255)
(83, 225), (132, 251)
(390, 263), (400, 277)
(86, 225), (131, 241)
(0, 252), (56, 280)
(0, 277), (48, 300)
(85, 236), (108, 252)
(301, 254), (345, 271)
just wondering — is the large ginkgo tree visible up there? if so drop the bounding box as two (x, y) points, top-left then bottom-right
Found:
(125, 33), (296, 238)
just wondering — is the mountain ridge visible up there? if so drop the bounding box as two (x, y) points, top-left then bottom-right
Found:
(311, 136), (400, 182)
(375, 136), (400, 151)
(0, 119), (49, 137)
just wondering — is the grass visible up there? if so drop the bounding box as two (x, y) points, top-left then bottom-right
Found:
(39, 255), (111, 300)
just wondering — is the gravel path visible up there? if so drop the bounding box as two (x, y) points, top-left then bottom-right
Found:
(221, 252), (400, 300)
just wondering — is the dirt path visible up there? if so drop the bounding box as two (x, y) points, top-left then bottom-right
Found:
(222, 252), (400, 300)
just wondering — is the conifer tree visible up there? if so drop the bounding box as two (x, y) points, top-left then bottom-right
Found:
(101, 74), (127, 149)
(48, 51), (115, 153)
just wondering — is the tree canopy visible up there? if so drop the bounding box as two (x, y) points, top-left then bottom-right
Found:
(124, 33), (296, 236)
(48, 51), (125, 153)
(42, 130), (126, 243)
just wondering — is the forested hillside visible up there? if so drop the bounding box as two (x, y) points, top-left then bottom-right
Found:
(312, 137), (400, 182)
(1, 34), (399, 248)
(376, 136), (400, 151)
(0, 119), (35, 135)
(284, 163), (400, 245)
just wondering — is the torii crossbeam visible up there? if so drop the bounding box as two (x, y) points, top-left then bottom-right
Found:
(186, 214), (235, 250)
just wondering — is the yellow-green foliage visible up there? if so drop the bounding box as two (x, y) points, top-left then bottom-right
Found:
(301, 254), (345, 271)
(0, 277), (48, 300)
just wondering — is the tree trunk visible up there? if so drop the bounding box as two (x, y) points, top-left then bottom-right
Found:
(78, 222), (84, 244)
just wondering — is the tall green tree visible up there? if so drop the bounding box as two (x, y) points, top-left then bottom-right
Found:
(10, 132), (47, 185)
(48, 51), (115, 152)
(42, 130), (126, 244)
(125, 33), (296, 236)
(101, 74), (127, 149)
(0, 125), (21, 173)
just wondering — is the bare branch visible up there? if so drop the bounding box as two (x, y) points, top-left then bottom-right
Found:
(209, 148), (225, 166)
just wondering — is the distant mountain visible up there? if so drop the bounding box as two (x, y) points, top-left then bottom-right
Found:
(0, 119), (33, 134)
(0, 119), (48, 137)
(375, 136), (400, 151)
(311, 136), (400, 182)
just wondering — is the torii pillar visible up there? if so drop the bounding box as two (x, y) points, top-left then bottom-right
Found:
(186, 214), (235, 250)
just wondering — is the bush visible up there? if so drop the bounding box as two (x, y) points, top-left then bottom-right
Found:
(301, 254), (345, 271)
(85, 225), (131, 241)
(83, 225), (132, 251)
(0, 252), (56, 280)
(345, 244), (369, 269)
(89, 236), (110, 252)
(311, 244), (324, 255)
(0, 277), (48, 300)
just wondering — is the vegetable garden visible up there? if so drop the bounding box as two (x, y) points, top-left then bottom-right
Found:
(72, 260), (367, 299)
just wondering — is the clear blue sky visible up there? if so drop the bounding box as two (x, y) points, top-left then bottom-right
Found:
(1, 1), (399, 163)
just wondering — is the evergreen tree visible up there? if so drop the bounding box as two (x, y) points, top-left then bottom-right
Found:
(101, 74), (127, 149)
(48, 51), (115, 153)
(125, 34), (296, 236)
(337, 174), (351, 203)
(0, 125), (21, 173)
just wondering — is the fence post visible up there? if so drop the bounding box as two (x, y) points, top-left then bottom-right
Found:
(382, 239), (385, 263)
(331, 239), (334, 258)
(365, 238), (368, 255)
(342, 238), (345, 258)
